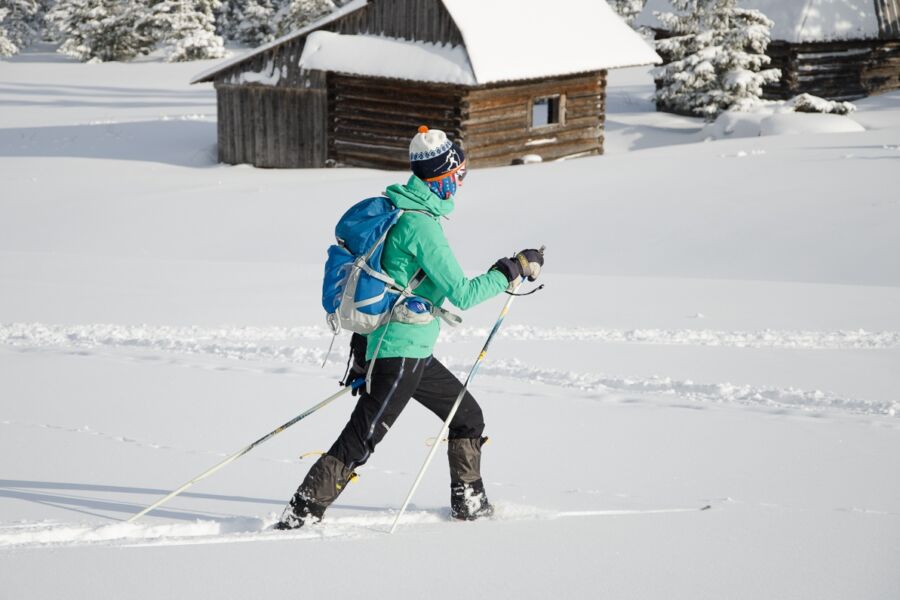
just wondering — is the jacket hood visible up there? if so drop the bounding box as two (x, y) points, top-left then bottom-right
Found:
(385, 175), (455, 218)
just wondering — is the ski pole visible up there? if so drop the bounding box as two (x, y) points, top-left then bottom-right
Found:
(389, 249), (542, 534)
(127, 379), (364, 523)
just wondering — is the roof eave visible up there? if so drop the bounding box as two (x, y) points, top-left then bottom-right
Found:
(189, 0), (368, 85)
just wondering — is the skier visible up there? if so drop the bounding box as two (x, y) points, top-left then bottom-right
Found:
(274, 126), (544, 530)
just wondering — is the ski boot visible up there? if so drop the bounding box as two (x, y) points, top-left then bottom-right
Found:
(273, 454), (353, 531)
(272, 492), (326, 530)
(450, 478), (494, 520)
(448, 437), (494, 521)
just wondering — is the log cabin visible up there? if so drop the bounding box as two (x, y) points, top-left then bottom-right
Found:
(191, 0), (660, 169)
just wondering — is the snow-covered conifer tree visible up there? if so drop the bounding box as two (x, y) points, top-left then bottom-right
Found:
(653, 0), (781, 118)
(0, 0), (40, 56)
(212, 0), (230, 36)
(276, 0), (334, 37)
(0, 8), (15, 56)
(47, 0), (150, 62)
(610, 0), (646, 26)
(34, 0), (54, 33)
(223, 0), (284, 45)
(142, 0), (225, 62)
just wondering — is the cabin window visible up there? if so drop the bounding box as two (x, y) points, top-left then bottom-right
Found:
(531, 95), (563, 128)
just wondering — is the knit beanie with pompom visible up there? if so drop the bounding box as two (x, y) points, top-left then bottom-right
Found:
(409, 126), (465, 180)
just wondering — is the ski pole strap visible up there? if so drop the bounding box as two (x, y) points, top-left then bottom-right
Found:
(505, 283), (544, 297)
(322, 331), (338, 368)
(433, 305), (463, 327)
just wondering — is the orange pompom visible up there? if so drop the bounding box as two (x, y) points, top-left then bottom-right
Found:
(418, 125), (429, 134)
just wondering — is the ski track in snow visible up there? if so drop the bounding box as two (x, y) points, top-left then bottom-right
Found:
(474, 359), (898, 418)
(0, 503), (707, 550)
(454, 324), (900, 350)
(2, 322), (899, 350)
(1, 323), (897, 418)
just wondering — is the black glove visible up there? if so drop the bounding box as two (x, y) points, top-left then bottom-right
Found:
(515, 249), (544, 281)
(492, 248), (544, 284)
(492, 257), (521, 283)
(341, 333), (368, 395)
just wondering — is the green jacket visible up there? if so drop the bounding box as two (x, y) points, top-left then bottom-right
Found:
(366, 175), (508, 360)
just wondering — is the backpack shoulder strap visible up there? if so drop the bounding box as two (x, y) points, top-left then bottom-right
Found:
(407, 268), (427, 292)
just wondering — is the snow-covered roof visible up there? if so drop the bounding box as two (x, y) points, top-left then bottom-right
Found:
(193, 0), (660, 86)
(637, 0), (882, 43)
(190, 0), (368, 84)
(299, 32), (476, 84)
(442, 0), (661, 83)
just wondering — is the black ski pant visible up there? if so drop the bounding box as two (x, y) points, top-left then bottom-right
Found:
(327, 355), (485, 472)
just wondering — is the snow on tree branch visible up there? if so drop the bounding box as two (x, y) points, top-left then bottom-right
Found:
(609, 0), (647, 26)
(0, 0), (41, 56)
(652, 0), (781, 118)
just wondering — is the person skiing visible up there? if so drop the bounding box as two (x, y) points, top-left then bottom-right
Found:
(274, 126), (544, 530)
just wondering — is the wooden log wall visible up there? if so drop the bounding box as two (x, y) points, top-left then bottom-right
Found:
(328, 72), (606, 170)
(863, 40), (900, 94)
(766, 40), (900, 100)
(216, 71), (328, 168)
(460, 72), (606, 167)
(652, 27), (900, 103)
(328, 74), (465, 170)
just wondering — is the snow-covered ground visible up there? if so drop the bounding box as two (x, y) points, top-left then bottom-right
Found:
(2, 44), (899, 599)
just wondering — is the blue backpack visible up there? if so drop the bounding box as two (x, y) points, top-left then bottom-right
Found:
(322, 196), (427, 335)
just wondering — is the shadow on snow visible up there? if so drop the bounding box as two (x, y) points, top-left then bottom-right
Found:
(0, 121), (218, 167)
(0, 479), (388, 522)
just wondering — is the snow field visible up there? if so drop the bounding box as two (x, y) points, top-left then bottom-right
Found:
(2, 343), (899, 599)
(1, 46), (900, 599)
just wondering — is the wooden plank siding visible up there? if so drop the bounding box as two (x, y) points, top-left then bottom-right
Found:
(356, 0), (463, 45)
(875, 0), (900, 37)
(211, 11), (353, 88)
(216, 87), (230, 163)
(215, 78), (328, 168)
